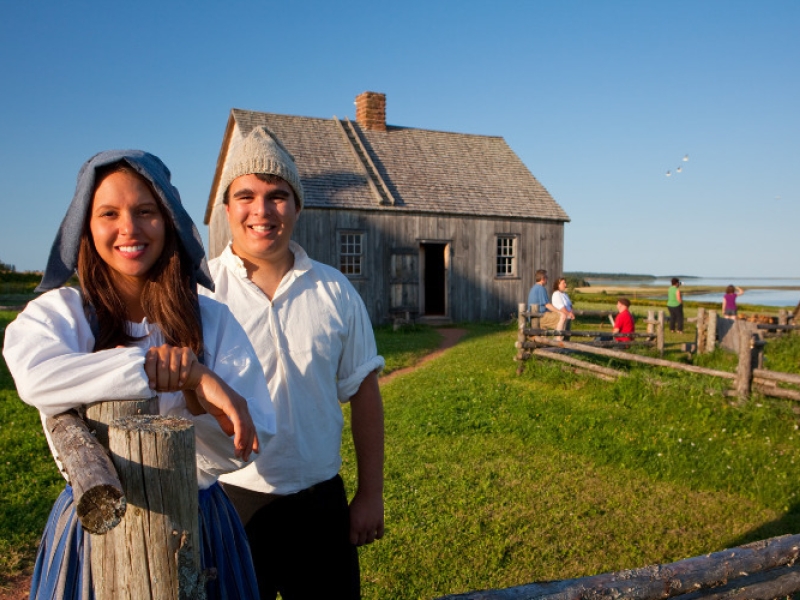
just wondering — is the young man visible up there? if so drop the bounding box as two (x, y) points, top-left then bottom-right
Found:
(200, 126), (385, 599)
(612, 297), (635, 342)
(527, 269), (562, 330)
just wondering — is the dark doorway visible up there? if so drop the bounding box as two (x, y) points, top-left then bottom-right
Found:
(422, 243), (446, 315)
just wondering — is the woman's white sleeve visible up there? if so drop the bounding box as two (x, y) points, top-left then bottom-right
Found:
(2, 289), (152, 416)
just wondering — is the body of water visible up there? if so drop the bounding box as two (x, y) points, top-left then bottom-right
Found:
(585, 277), (800, 308)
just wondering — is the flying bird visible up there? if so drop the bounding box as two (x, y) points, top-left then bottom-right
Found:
(666, 170), (672, 177)
(683, 154), (689, 161)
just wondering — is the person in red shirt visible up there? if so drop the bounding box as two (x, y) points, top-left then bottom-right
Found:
(613, 297), (635, 342)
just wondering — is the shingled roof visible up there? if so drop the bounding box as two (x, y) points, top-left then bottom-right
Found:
(205, 102), (569, 224)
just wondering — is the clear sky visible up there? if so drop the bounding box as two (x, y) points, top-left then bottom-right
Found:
(1, 1), (797, 277)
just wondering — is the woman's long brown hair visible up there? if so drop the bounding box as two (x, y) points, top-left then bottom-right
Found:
(77, 164), (203, 355)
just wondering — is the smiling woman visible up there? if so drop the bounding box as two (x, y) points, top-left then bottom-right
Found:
(2, 150), (276, 600)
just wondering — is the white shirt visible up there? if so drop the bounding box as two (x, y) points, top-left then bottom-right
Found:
(2, 287), (276, 489)
(551, 290), (573, 313)
(201, 242), (385, 495)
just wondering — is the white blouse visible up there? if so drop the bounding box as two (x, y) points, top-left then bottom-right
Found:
(551, 290), (573, 313)
(2, 287), (276, 489)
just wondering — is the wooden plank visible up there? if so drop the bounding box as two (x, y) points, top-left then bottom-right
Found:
(532, 338), (736, 380)
(435, 533), (800, 600)
(531, 349), (625, 379)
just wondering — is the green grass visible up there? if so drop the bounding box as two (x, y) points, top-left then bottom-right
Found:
(342, 323), (800, 599)
(0, 311), (62, 579)
(5, 312), (800, 599)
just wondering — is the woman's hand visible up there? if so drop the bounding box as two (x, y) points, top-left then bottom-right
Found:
(145, 345), (199, 392)
(189, 366), (260, 462)
(145, 344), (259, 461)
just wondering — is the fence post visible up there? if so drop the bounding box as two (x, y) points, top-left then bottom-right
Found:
(85, 399), (205, 600)
(779, 309), (788, 336)
(736, 324), (755, 400)
(515, 303), (528, 374)
(646, 310), (654, 336)
(706, 310), (718, 353)
(696, 308), (706, 354)
(93, 415), (205, 600)
(657, 311), (665, 356)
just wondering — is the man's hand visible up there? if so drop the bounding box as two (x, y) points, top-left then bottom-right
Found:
(349, 489), (384, 546)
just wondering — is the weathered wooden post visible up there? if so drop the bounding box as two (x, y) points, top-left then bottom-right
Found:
(93, 415), (205, 600)
(779, 309), (788, 336)
(529, 304), (541, 330)
(515, 303), (528, 375)
(646, 310), (654, 336)
(736, 324), (755, 400)
(696, 307), (706, 354)
(706, 310), (718, 354)
(656, 311), (665, 356)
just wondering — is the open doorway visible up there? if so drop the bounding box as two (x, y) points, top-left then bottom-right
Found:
(421, 242), (447, 316)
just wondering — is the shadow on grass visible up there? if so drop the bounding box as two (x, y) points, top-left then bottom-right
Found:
(728, 502), (800, 548)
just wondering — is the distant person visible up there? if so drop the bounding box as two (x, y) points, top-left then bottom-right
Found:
(722, 285), (744, 319)
(612, 297), (635, 342)
(667, 277), (684, 334)
(551, 277), (576, 339)
(527, 269), (562, 330)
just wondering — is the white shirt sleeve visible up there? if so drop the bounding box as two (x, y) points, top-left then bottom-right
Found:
(335, 280), (385, 401)
(2, 288), (153, 416)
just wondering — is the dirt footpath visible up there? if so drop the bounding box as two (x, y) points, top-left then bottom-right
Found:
(379, 328), (467, 385)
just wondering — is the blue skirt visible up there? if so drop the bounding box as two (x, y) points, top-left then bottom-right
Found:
(30, 484), (259, 600)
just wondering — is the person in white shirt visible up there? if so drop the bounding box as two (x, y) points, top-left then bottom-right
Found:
(3, 150), (275, 600)
(201, 127), (385, 599)
(550, 277), (575, 340)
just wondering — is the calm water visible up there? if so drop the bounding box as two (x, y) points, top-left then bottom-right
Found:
(586, 277), (800, 308)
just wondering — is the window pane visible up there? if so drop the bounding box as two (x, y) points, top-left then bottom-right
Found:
(340, 233), (363, 277)
(496, 236), (516, 276)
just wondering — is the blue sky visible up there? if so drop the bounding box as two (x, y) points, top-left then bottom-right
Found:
(1, 1), (797, 276)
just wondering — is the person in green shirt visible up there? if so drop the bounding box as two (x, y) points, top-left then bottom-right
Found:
(667, 277), (684, 333)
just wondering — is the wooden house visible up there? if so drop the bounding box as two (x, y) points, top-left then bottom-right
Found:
(204, 92), (570, 324)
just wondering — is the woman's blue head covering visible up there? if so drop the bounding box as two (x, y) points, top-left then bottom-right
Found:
(37, 149), (214, 293)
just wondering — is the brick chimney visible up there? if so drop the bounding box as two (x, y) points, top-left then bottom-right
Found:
(355, 91), (386, 131)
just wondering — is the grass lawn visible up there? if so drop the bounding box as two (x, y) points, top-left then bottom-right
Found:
(4, 309), (800, 599)
(344, 322), (800, 599)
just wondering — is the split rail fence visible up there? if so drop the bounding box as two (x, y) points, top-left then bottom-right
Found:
(515, 304), (800, 402)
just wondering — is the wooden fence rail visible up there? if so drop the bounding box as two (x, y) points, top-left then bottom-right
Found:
(436, 533), (800, 599)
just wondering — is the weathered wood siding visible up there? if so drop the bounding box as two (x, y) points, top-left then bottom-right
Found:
(288, 208), (564, 324)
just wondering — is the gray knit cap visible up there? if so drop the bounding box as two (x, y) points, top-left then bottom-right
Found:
(38, 149), (214, 293)
(217, 126), (304, 208)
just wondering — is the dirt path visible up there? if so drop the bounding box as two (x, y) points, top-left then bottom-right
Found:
(0, 328), (468, 598)
(0, 574), (29, 600)
(380, 327), (468, 385)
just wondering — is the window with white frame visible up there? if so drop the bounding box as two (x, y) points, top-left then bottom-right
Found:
(496, 235), (517, 277)
(339, 232), (364, 277)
